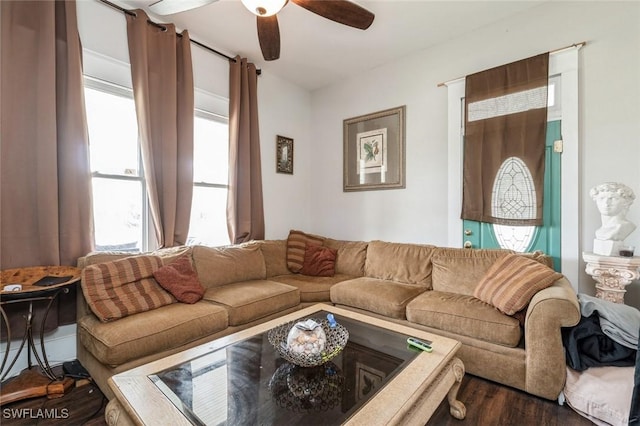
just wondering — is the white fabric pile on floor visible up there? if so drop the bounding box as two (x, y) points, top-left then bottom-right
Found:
(563, 365), (634, 426)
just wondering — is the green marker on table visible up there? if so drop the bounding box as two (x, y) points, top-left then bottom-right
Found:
(407, 337), (433, 352)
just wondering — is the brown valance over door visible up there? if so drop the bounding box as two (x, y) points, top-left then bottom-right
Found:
(462, 53), (549, 226)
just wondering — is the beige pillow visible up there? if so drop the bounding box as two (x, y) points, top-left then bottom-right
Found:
(81, 255), (175, 322)
(286, 230), (324, 273)
(474, 254), (563, 315)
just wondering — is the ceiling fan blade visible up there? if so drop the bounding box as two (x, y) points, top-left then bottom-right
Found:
(257, 15), (281, 61)
(291, 0), (374, 30)
(149, 0), (218, 15)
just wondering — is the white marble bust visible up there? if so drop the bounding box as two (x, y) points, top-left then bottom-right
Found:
(590, 182), (636, 255)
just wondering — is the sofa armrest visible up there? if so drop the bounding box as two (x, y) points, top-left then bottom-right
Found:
(524, 277), (580, 399)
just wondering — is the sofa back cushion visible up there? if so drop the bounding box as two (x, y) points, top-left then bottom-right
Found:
(193, 243), (266, 288)
(259, 240), (290, 277)
(431, 247), (555, 296)
(431, 256), (502, 296)
(364, 241), (436, 287)
(81, 255), (175, 322)
(324, 239), (368, 277)
(431, 248), (512, 296)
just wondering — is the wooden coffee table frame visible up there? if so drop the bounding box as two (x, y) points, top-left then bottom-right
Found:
(109, 304), (466, 425)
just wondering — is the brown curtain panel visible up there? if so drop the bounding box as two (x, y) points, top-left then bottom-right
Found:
(1, 0), (93, 269)
(126, 9), (194, 248)
(227, 56), (265, 244)
(462, 53), (549, 226)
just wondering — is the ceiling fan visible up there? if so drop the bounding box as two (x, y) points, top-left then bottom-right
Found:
(148, 0), (375, 61)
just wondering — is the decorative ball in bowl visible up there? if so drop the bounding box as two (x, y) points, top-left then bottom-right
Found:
(268, 317), (349, 367)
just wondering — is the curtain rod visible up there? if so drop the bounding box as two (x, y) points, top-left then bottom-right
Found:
(97, 0), (261, 75)
(437, 41), (585, 87)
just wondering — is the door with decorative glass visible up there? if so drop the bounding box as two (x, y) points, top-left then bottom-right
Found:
(463, 120), (562, 270)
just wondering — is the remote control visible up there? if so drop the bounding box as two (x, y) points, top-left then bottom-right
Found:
(407, 337), (433, 352)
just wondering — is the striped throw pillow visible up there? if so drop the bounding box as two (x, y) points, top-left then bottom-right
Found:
(286, 230), (324, 273)
(81, 255), (175, 322)
(474, 254), (563, 315)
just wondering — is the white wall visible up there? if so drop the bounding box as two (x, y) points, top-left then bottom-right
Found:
(309, 1), (640, 307)
(258, 73), (313, 240)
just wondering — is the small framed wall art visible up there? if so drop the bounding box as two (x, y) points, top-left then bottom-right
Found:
(343, 106), (406, 191)
(276, 135), (293, 174)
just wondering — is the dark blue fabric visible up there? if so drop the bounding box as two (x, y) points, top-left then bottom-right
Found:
(630, 325), (640, 425)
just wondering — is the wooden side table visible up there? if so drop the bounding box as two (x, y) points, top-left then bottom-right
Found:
(582, 252), (640, 304)
(0, 266), (80, 405)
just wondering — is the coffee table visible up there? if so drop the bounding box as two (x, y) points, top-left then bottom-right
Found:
(108, 304), (466, 425)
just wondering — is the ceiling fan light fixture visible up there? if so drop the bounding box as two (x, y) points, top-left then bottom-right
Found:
(240, 0), (287, 17)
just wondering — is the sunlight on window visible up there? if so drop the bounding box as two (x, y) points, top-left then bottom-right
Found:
(188, 114), (230, 247)
(91, 178), (142, 251)
(85, 85), (144, 252)
(84, 88), (139, 175)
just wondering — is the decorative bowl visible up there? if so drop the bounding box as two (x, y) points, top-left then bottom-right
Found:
(268, 318), (349, 367)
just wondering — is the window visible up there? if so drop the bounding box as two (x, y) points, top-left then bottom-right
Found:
(188, 112), (230, 247)
(84, 78), (230, 251)
(84, 80), (147, 252)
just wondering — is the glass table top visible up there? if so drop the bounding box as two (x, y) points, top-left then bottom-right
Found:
(149, 311), (420, 425)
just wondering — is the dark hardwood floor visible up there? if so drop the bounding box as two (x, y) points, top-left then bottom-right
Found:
(428, 375), (592, 426)
(1, 370), (591, 425)
(1, 378), (107, 425)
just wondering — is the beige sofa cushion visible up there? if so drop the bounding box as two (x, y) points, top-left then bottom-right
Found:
(330, 277), (426, 319)
(364, 241), (436, 287)
(259, 240), (290, 277)
(193, 243), (266, 289)
(203, 280), (299, 326)
(270, 273), (354, 302)
(324, 239), (368, 276)
(406, 291), (522, 347)
(431, 255), (509, 296)
(78, 301), (228, 366)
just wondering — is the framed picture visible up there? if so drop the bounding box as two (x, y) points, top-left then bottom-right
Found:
(343, 106), (406, 191)
(276, 135), (293, 174)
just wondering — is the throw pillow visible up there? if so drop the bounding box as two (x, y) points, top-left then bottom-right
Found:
(474, 254), (563, 315)
(286, 230), (324, 273)
(81, 255), (175, 322)
(153, 255), (205, 304)
(300, 245), (337, 277)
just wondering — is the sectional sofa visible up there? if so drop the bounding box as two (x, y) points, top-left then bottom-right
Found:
(76, 233), (580, 418)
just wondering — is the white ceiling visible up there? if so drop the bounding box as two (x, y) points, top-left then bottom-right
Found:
(117, 0), (546, 91)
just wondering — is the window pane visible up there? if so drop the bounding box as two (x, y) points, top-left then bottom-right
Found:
(193, 116), (228, 184)
(188, 187), (230, 247)
(85, 87), (139, 176)
(92, 178), (143, 252)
